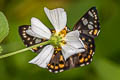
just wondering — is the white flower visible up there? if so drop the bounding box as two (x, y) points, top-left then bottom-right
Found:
(26, 7), (85, 68)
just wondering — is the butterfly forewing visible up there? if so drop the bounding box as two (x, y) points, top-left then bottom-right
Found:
(73, 7), (100, 38)
(19, 25), (46, 53)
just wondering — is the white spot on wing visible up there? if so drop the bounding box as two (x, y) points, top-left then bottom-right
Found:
(30, 41), (33, 44)
(35, 39), (41, 43)
(82, 17), (85, 21)
(83, 19), (88, 26)
(86, 62), (89, 65)
(94, 15), (97, 20)
(23, 27), (26, 30)
(23, 30), (26, 33)
(80, 64), (85, 67)
(77, 26), (81, 30)
(22, 33), (26, 36)
(59, 69), (64, 72)
(49, 69), (52, 72)
(27, 38), (30, 40)
(93, 12), (96, 15)
(90, 59), (93, 62)
(95, 25), (97, 28)
(92, 10), (94, 12)
(88, 11), (94, 17)
(89, 21), (93, 25)
(54, 71), (58, 73)
(88, 24), (93, 29)
(23, 36), (27, 38)
(97, 30), (100, 36)
(94, 21), (97, 23)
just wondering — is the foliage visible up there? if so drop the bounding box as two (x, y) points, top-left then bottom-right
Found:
(0, 12), (9, 43)
(0, 11), (9, 53)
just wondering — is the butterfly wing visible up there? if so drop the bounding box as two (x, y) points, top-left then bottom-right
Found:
(70, 7), (100, 67)
(65, 7), (100, 69)
(19, 25), (47, 53)
(47, 50), (66, 73)
(73, 7), (100, 38)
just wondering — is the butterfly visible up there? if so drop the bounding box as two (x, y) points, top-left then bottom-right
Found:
(19, 7), (100, 73)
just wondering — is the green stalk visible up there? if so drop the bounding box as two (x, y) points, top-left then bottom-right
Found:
(0, 41), (51, 59)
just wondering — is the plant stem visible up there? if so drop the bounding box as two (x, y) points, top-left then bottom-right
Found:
(0, 41), (51, 59)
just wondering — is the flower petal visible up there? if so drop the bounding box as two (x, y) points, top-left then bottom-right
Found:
(44, 7), (67, 32)
(26, 29), (43, 38)
(62, 44), (85, 60)
(26, 17), (51, 39)
(29, 45), (54, 68)
(65, 30), (85, 49)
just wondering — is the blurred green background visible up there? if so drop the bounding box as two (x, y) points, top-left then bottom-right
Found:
(0, 0), (120, 80)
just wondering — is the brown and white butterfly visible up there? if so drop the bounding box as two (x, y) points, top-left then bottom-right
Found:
(19, 7), (100, 73)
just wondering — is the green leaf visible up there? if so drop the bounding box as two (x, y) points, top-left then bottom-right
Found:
(0, 11), (9, 43)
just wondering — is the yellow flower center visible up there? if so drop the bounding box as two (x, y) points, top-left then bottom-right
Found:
(50, 27), (67, 48)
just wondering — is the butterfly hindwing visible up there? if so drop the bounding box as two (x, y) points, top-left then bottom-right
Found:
(47, 49), (66, 73)
(78, 33), (95, 65)
(65, 34), (95, 69)
(19, 25), (46, 53)
(73, 7), (100, 38)
(47, 35), (95, 73)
